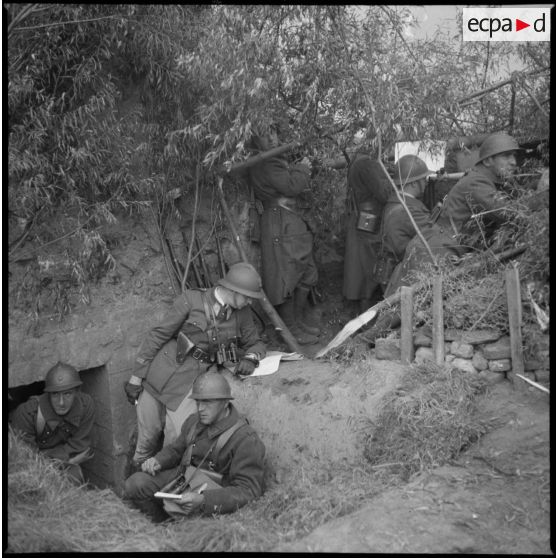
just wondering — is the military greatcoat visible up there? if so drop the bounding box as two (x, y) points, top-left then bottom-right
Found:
(248, 156), (317, 306)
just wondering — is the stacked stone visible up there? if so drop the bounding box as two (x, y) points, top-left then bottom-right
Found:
(375, 329), (550, 387)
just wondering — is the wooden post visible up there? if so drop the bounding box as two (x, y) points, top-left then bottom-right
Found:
(400, 286), (414, 364)
(505, 265), (524, 387)
(216, 177), (302, 354)
(432, 275), (445, 365)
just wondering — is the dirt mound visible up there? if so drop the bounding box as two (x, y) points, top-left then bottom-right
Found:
(273, 381), (552, 553)
(228, 355), (408, 482)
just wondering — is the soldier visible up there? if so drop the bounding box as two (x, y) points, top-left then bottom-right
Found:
(381, 154), (461, 298)
(123, 262), (266, 469)
(247, 127), (320, 345)
(124, 370), (266, 522)
(10, 363), (95, 484)
(438, 132), (521, 237)
(342, 152), (392, 315)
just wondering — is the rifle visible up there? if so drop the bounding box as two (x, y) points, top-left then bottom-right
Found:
(215, 234), (228, 278)
(194, 234), (212, 287)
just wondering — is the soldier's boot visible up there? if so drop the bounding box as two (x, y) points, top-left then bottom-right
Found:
(276, 297), (319, 345)
(293, 287), (321, 337)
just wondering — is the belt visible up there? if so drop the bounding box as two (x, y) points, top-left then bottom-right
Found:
(190, 346), (214, 364)
(262, 196), (298, 211)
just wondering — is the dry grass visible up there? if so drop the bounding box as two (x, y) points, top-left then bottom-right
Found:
(363, 361), (490, 482)
(6, 427), (390, 553)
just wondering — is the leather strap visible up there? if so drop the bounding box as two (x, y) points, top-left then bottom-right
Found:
(35, 402), (46, 437)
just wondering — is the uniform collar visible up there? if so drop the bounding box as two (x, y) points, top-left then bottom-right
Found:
(39, 392), (84, 428)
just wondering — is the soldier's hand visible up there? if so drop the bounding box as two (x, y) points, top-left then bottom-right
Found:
(178, 491), (204, 514)
(141, 457), (161, 476)
(234, 358), (257, 376)
(299, 156), (312, 170)
(124, 380), (143, 405)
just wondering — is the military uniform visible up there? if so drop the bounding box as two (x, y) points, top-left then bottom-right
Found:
(438, 164), (508, 235)
(10, 392), (95, 480)
(131, 287), (266, 462)
(343, 154), (392, 302)
(248, 156), (317, 306)
(381, 194), (460, 298)
(124, 403), (265, 517)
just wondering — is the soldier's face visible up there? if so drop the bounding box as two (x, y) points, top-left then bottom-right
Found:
(486, 152), (517, 178)
(196, 399), (228, 425)
(49, 389), (77, 416)
(229, 292), (251, 309)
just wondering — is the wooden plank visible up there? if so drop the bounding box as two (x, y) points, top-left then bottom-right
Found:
(432, 275), (445, 365)
(400, 286), (414, 364)
(505, 265), (524, 386)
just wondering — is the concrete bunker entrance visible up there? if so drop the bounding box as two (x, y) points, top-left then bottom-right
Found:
(8, 364), (116, 490)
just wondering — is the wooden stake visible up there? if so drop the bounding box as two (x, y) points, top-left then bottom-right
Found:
(216, 177), (302, 354)
(505, 265), (524, 387)
(432, 275), (445, 365)
(400, 286), (414, 364)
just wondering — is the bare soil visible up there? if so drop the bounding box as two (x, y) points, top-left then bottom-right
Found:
(256, 261), (553, 554)
(272, 377), (552, 553)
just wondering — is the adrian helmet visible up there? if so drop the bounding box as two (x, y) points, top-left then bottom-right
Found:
(44, 363), (82, 393)
(393, 155), (433, 186)
(477, 133), (521, 163)
(189, 370), (233, 400)
(218, 262), (264, 299)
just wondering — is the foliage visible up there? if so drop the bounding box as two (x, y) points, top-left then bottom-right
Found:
(7, 4), (550, 319)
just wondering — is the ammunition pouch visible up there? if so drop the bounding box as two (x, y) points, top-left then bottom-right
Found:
(373, 251), (398, 286)
(356, 210), (379, 233)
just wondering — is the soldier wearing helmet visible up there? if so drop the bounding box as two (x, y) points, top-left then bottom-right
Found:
(124, 262), (266, 470)
(359, 155), (462, 343)
(9, 362), (95, 483)
(247, 125), (320, 345)
(438, 132), (521, 236)
(124, 370), (265, 522)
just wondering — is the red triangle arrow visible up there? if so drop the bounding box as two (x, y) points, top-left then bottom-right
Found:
(516, 19), (530, 31)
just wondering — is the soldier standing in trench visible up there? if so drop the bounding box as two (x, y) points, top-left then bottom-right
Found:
(246, 125), (321, 345)
(342, 150), (392, 315)
(10, 363), (95, 484)
(123, 262), (266, 470)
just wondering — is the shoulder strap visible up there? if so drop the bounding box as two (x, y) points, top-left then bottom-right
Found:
(36, 403), (46, 437)
(213, 418), (247, 458)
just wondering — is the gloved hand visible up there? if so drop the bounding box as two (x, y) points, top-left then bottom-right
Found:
(124, 381), (143, 405)
(234, 358), (257, 376)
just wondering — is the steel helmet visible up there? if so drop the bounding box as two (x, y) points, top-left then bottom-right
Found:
(189, 370), (233, 400)
(477, 133), (520, 163)
(218, 262), (264, 299)
(393, 155), (432, 186)
(44, 363), (82, 392)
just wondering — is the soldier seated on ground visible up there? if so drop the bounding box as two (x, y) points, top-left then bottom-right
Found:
(9, 363), (96, 484)
(124, 370), (266, 522)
